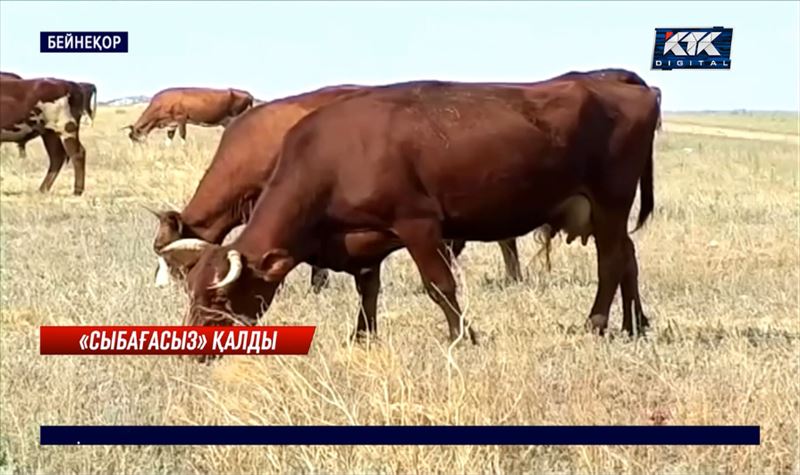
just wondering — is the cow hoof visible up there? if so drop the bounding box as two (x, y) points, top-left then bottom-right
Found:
(347, 330), (379, 347)
(448, 327), (479, 346)
(587, 314), (609, 335)
(633, 313), (650, 337)
(468, 327), (480, 345)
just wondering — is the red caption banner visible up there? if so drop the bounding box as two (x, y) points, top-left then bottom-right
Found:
(40, 326), (316, 356)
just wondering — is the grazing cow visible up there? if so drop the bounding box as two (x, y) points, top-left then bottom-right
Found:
(149, 84), (364, 292)
(0, 77), (89, 195)
(148, 84), (528, 292)
(158, 78), (660, 349)
(123, 87), (254, 145)
(0, 73), (97, 158)
(150, 68), (658, 292)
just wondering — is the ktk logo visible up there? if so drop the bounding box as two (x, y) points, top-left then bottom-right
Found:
(663, 31), (721, 56)
(652, 27), (733, 70)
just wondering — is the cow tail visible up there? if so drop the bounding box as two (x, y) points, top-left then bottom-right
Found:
(653, 86), (662, 131)
(633, 86), (660, 232)
(633, 135), (655, 233)
(91, 84), (97, 120)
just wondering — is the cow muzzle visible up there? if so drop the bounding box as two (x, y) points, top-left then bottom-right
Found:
(154, 256), (172, 288)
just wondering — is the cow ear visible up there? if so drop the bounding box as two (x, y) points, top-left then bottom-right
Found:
(146, 207), (184, 236)
(162, 211), (183, 235)
(257, 249), (295, 282)
(159, 239), (214, 275)
(149, 210), (182, 235)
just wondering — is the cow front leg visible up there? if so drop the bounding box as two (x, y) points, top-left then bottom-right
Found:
(350, 265), (381, 344)
(178, 121), (187, 146)
(61, 136), (86, 196)
(38, 131), (67, 193)
(444, 239), (467, 260)
(396, 219), (478, 345)
(498, 238), (523, 282)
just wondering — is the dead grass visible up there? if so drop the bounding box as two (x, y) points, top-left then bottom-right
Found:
(664, 111), (799, 136)
(1, 107), (799, 474)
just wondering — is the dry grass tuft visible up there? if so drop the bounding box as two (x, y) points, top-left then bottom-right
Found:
(1, 108), (799, 474)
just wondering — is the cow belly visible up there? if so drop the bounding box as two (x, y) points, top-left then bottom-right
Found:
(0, 122), (37, 142)
(437, 175), (584, 241)
(314, 230), (403, 272)
(443, 193), (592, 243)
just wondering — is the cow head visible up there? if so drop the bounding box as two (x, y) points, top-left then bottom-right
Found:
(122, 124), (144, 143)
(145, 207), (188, 287)
(158, 240), (293, 327)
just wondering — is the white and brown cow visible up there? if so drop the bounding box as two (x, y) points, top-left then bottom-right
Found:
(0, 77), (89, 195)
(1, 72), (97, 159)
(122, 87), (253, 145)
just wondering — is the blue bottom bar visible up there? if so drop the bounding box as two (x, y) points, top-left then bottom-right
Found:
(40, 425), (760, 446)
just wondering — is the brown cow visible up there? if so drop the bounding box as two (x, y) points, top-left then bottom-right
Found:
(150, 68), (660, 292)
(158, 78), (660, 350)
(0, 77), (88, 195)
(148, 84), (522, 291)
(123, 87), (253, 145)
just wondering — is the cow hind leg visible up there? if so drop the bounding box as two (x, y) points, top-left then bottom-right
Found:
(38, 132), (67, 193)
(395, 219), (478, 345)
(350, 265), (381, 344)
(620, 235), (649, 337)
(586, 209), (628, 335)
(310, 265), (330, 293)
(165, 128), (176, 146)
(498, 239), (523, 282)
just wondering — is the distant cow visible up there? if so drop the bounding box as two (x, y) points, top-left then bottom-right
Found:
(0, 72), (97, 159)
(159, 78), (660, 348)
(0, 77), (89, 195)
(123, 87), (254, 145)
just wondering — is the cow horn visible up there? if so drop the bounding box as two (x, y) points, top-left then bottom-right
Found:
(209, 250), (243, 290)
(141, 205), (162, 218)
(120, 125), (133, 131)
(159, 238), (212, 254)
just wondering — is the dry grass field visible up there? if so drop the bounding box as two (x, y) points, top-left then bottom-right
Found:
(1, 107), (798, 474)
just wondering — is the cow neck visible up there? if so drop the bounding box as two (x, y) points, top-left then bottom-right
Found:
(180, 176), (255, 244)
(231, 171), (326, 265)
(180, 201), (239, 244)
